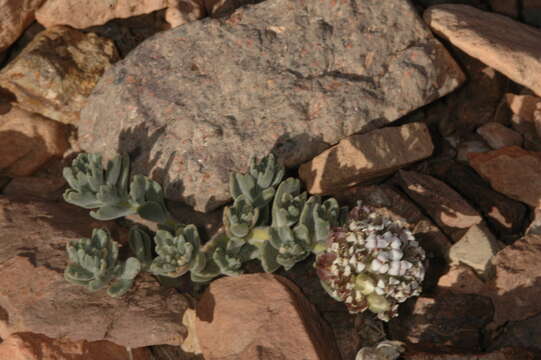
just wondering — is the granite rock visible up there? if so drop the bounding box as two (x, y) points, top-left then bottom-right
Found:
(79, 0), (464, 211)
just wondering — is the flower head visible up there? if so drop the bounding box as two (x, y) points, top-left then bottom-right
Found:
(316, 204), (425, 321)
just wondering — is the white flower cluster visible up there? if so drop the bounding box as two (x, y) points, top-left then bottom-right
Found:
(316, 205), (426, 321)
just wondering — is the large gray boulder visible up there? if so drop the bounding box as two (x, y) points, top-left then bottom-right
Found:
(79, 0), (465, 212)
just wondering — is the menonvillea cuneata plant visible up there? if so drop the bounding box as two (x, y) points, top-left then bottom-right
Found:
(62, 152), (425, 320)
(315, 204), (426, 321)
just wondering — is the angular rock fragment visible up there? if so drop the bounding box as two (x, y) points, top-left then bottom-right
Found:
(487, 313), (541, 354)
(469, 146), (541, 207)
(393, 170), (481, 241)
(35, 0), (169, 29)
(300, 123), (434, 195)
(0, 105), (69, 176)
(0, 0), (45, 52)
(506, 94), (541, 123)
(487, 235), (541, 325)
(429, 161), (527, 236)
(437, 264), (487, 295)
(0, 197), (189, 348)
(448, 223), (504, 278)
(388, 291), (493, 351)
(0, 26), (118, 124)
(79, 0), (464, 211)
(195, 273), (340, 360)
(476, 122), (522, 150)
(424, 4), (541, 96)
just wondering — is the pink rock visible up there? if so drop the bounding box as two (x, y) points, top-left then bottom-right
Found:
(0, 105), (69, 176)
(476, 122), (523, 150)
(0, 197), (190, 348)
(195, 273), (340, 360)
(424, 5), (541, 96)
(469, 146), (541, 207)
(35, 0), (169, 29)
(487, 235), (541, 325)
(0, 332), (150, 360)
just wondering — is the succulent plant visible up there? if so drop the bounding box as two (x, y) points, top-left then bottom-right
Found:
(150, 225), (202, 277)
(128, 226), (154, 271)
(63, 151), (356, 302)
(64, 228), (141, 297)
(315, 204), (426, 321)
(223, 195), (260, 239)
(229, 153), (284, 208)
(63, 153), (131, 220)
(63, 153), (175, 225)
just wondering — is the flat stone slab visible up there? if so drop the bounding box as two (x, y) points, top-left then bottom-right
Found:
(425, 4), (541, 96)
(299, 122), (434, 195)
(79, 0), (464, 212)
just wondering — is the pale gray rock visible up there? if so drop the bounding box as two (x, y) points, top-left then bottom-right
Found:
(449, 223), (504, 278)
(79, 0), (465, 212)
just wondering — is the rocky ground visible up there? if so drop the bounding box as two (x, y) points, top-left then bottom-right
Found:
(1, 0), (541, 359)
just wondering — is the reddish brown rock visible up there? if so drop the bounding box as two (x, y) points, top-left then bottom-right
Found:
(195, 273), (340, 360)
(510, 114), (541, 151)
(486, 313), (541, 354)
(35, 0), (169, 28)
(487, 235), (541, 325)
(394, 170), (482, 241)
(0, 0), (45, 52)
(0, 197), (190, 348)
(2, 176), (66, 200)
(0, 26), (118, 124)
(476, 122), (522, 150)
(437, 264), (487, 295)
(166, 0), (205, 28)
(388, 292), (493, 351)
(0, 105), (69, 176)
(424, 5), (541, 96)
(469, 146), (541, 207)
(299, 123), (434, 195)
(0, 332), (150, 360)
(428, 161), (527, 237)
